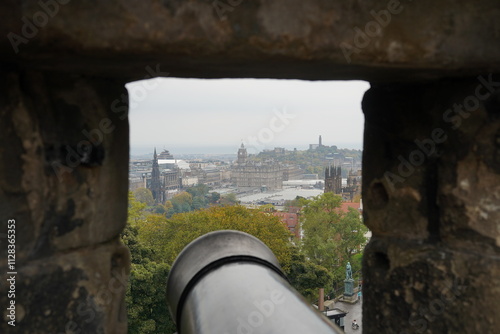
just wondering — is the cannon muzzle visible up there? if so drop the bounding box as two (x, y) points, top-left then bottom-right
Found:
(166, 230), (343, 334)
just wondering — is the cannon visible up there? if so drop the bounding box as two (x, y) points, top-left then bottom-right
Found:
(166, 230), (343, 334)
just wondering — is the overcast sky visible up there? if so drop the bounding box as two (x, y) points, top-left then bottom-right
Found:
(126, 78), (369, 155)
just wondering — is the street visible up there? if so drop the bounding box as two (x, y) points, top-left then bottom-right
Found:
(337, 296), (362, 334)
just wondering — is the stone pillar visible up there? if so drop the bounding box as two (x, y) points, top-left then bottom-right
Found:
(362, 76), (500, 333)
(344, 279), (354, 297)
(319, 288), (325, 311)
(0, 69), (130, 333)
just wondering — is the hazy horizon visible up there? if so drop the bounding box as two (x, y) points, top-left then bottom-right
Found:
(127, 78), (369, 157)
(130, 141), (363, 157)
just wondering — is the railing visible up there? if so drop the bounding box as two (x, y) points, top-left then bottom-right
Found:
(166, 230), (344, 334)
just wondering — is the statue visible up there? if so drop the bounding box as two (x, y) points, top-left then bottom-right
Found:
(343, 262), (356, 299)
(346, 262), (352, 280)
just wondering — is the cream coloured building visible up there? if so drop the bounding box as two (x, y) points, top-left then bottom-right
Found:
(231, 144), (283, 191)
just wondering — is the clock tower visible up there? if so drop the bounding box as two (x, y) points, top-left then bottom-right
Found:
(237, 143), (247, 164)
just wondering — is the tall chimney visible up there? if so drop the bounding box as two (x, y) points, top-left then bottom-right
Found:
(319, 288), (325, 312)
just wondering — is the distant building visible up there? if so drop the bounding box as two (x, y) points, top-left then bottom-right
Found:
(146, 148), (182, 203)
(342, 169), (362, 201)
(324, 165), (362, 201)
(309, 135), (323, 150)
(273, 207), (301, 239)
(282, 164), (303, 181)
(274, 147), (286, 154)
(163, 169), (181, 192)
(189, 162), (230, 187)
(182, 176), (199, 187)
(157, 149), (174, 159)
(129, 160), (152, 190)
(231, 143), (283, 191)
(324, 165), (342, 194)
(150, 148), (164, 204)
(199, 165), (222, 186)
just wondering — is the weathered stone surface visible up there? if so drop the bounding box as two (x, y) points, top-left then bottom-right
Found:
(362, 77), (500, 333)
(364, 239), (500, 334)
(0, 239), (129, 333)
(0, 0), (499, 81)
(0, 68), (130, 332)
(0, 68), (129, 263)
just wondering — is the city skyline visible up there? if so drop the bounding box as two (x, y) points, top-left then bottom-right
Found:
(127, 78), (369, 155)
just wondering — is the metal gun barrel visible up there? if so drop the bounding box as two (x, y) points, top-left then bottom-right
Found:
(166, 230), (342, 334)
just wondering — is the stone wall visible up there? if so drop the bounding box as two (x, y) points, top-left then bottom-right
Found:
(0, 0), (499, 333)
(1, 0), (500, 81)
(0, 68), (130, 333)
(362, 77), (500, 333)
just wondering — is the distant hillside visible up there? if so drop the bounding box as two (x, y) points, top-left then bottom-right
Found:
(254, 146), (362, 177)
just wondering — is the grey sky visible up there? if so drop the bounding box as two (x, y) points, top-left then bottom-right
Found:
(126, 78), (369, 155)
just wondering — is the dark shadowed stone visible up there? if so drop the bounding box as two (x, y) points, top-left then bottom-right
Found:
(0, 240), (129, 333)
(0, 0), (499, 81)
(362, 78), (500, 333)
(0, 70), (129, 264)
(364, 238), (500, 334)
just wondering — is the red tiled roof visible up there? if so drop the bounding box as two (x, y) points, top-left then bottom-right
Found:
(272, 211), (300, 239)
(339, 202), (361, 213)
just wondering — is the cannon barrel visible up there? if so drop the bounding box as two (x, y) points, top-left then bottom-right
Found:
(166, 230), (343, 334)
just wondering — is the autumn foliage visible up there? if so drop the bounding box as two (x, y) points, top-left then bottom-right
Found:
(137, 205), (293, 270)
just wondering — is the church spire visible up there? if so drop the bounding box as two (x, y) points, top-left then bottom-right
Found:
(150, 147), (162, 204)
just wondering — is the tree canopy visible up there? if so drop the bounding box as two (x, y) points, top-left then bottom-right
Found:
(300, 192), (368, 284)
(286, 246), (333, 302)
(133, 188), (155, 206)
(123, 190), (368, 333)
(137, 205), (293, 270)
(121, 219), (176, 334)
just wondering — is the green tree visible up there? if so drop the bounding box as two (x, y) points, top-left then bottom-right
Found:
(219, 193), (239, 206)
(133, 188), (155, 206)
(192, 195), (207, 210)
(121, 222), (176, 334)
(285, 246), (333, 302)
(301, 193), (368, 285)
(128, 191), (147, 224)
(284, 196), (306, 210)
(350, 253), (363, 279)
(185, 184), (210, 198)
(170, 191), (193, 214)
(138, 205), (292, 270)
(163, 200), (173, 212)
(259, 204), (275, 212)
(208, 192), (221, 204)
